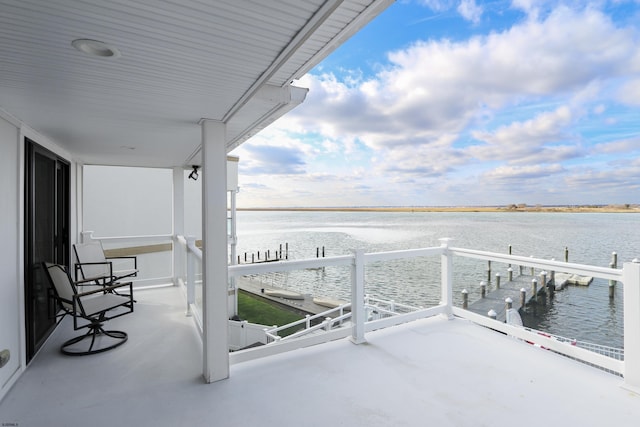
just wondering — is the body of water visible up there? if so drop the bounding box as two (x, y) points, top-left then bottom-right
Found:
(235, 210), (639, 349)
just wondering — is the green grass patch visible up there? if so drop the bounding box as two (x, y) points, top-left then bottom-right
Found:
(237, 290), (304, 336)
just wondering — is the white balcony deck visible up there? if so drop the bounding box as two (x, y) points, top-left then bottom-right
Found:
(2, 285), (639, 427)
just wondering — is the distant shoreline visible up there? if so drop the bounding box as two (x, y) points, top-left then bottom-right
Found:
(238, 205), (640, 213)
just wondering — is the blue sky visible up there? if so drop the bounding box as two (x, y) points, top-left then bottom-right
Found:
(231, 0), (640, 207)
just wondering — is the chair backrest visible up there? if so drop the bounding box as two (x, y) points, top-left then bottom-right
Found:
(74, 242), (109, 279)
(44, 263), (77, 311)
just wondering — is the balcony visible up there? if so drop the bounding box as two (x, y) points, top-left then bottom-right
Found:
(2, 237), (640, 426)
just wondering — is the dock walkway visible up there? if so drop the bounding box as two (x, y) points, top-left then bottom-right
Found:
(466, 271), (592, 322)
(466, 273), (544, 322)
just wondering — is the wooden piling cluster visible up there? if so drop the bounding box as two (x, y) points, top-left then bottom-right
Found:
(238, 243), (289, 264)
(238, 244), (329, 264)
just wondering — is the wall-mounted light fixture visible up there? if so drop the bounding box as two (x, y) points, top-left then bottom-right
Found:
(188, 165), (199, 181)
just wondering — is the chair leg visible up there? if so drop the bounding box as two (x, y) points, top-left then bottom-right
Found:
(61, 323), (128, 356)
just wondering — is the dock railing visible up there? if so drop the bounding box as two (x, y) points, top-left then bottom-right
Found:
(224, 238), (640, 392)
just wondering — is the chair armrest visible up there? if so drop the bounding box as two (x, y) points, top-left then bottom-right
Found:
(75, 281), (133, 298)
(105, 255), (138, 270)
(74, 261), (115, 282)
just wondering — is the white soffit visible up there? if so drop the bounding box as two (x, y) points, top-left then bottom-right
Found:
(0, 0), (393, 168)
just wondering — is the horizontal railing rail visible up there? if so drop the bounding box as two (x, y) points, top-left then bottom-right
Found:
(228, 255), (353, 276)
(451, 247), (624, 281)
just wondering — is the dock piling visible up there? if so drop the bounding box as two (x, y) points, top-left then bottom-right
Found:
(540, 271), (556, 298)
(508, 267), (513, 282)
(462, 289), (468, 309)
(488, 309), (497, 320)
(520, 288), (526, 308)
(495, 273), (501, 289)
(609, 252), (618, 299)
(532, 279), (538, 303)
(480, 281), (486, 298)
(505, 297), (513, 310)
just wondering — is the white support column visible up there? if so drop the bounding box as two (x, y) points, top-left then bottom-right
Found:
(173, 167), (185, 286)
(350, 249), (366, 344)
(200, 119), (229, 383)
(439, 238), (454, 319)
(75, 163), (84, 245)
(186, 236), (196, 316)
(623, 260), (640, 392)
(228, 188), (238, 317)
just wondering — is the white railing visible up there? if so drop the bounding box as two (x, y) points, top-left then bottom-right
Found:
(176, 235), (203, 334)
(262, 296), (422, 343)
(224, 239), (640, 392)
(228, 320), (270, 351)
(264, 303), (352, 342)
(107, 232), (639, 390)
(80, 231), (175, 289)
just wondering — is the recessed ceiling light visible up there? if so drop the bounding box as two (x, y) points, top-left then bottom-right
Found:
(72, 39), (121, 58)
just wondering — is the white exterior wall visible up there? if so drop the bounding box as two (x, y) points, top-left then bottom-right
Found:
(0, 112), (22, 399)
(0, 109), (77, 403)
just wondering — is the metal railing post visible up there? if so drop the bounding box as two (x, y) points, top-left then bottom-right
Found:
(439, 238), (453, 319)
(351, 249), (366, 344)
(186, 236), (196, 316)
(623, 260), (640, 392)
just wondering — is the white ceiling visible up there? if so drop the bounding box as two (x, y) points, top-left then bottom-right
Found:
(0, 0), (392, 168)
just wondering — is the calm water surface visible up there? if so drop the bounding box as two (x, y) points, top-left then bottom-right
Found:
(236, 211), (639, 349)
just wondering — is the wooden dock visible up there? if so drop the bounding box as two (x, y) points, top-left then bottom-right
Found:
(466, 272), (551, 322)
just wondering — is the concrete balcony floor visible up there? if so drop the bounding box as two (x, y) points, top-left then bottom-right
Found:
(2, 285), (639, 427)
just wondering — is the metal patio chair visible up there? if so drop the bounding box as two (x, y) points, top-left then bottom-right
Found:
(43, 263), (134, 356)
(73, 241), (138, 286)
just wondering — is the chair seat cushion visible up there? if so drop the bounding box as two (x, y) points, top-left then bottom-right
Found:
(80, 294), (131, 317)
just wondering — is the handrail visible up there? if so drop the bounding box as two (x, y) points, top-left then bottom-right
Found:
(82, 231), (174, 243)
(228, 254), (352, 276)
(186, 237), (202, 261)
(265, 303), (351, 337)
(451, 247), (623, 281)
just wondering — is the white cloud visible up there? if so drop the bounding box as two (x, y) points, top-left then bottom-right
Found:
(469, 106), (584, 164)
(617, 79), (640, 105)
(457, 0), (483, 23)
(237, 3), (640, 207)
(594, 137), (640, 154)
(483, 164), (565, 182)
(287, 6), (639, 154)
